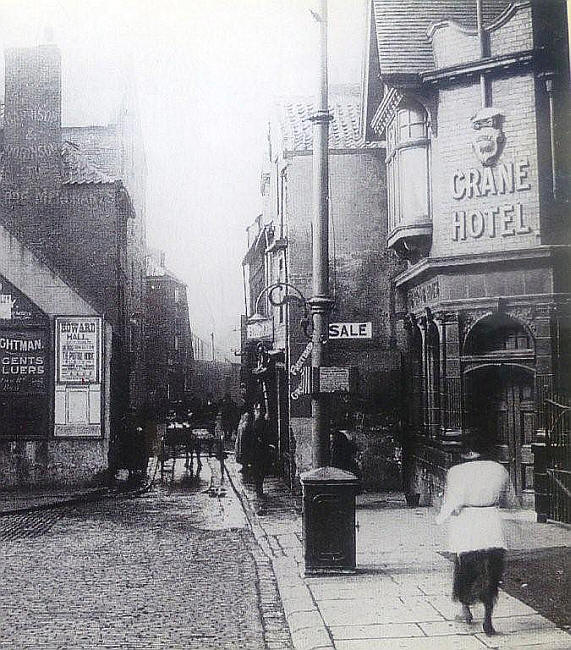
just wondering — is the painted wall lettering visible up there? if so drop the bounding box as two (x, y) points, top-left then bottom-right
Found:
(451, 156), (533, 241)
(409, 279), (440, 310)
(0, 330), (47, 393)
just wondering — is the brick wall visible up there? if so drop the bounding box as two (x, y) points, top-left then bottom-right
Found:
(0, 44), (148, 475)
(488, 4), (534, 56)
(430, 4), (535, 71)
(430, 71), (541, 258)
(431, 23), (480, 69)
(285, 148), (403, 475)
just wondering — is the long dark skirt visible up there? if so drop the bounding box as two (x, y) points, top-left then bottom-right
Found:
(453, 548), (505, 605)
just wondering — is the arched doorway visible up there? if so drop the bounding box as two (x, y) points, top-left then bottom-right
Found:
(463, 315), (536, 496)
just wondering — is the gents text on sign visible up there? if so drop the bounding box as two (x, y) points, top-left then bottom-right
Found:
(409, 279), (440, 311)
(0, 330), (47, 393)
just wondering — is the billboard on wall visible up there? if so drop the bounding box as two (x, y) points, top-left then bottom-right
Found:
(55, 317), (102, 384)
(0, 329), (48, 394)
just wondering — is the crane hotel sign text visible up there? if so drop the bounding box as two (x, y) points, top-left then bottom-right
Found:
(446, 109), (538, 246)
(451, 156), (533, 241)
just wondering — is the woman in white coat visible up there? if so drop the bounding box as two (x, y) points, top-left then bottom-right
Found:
(437, 428), (514, 636)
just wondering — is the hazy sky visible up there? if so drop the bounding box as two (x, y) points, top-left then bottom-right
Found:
(0, 0), (366, 358)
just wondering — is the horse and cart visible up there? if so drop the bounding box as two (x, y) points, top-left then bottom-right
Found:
(160, 411), (223, 480)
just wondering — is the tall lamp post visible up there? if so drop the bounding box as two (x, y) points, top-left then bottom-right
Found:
(301, 0), (359, 576)
(309, 0), (334, 468)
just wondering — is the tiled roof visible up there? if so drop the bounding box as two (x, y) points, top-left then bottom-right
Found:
(61, 141), (117, 184)
(275, 90), (381, 152)
(371, 0), (511, 76)
(62, 126), (121, 178)
(0, 138), (116, 185)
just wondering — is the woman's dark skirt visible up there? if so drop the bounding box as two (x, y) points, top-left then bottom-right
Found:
(453, 548), (505, 605)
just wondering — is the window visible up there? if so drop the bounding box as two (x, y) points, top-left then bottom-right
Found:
(410, 324), (424, 431)
(464, 315), (534, 356)
(426, 323), (441, 436)
(386, 104), (430, 235)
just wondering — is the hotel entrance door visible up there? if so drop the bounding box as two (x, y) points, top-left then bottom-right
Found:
(466, 365), (535, 496)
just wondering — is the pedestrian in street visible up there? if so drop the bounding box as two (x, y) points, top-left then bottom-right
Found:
(220, 393), (238, 442)
(234, 405), (254, 474)
(436, 428), (514, 636)
(250, 403), (272, 499)
(330, 429), (361, 478)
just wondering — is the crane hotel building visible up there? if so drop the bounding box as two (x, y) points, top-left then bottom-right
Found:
(362, 0), (569, 503)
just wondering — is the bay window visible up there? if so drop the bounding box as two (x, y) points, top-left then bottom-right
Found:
(386, 103), (432, 260)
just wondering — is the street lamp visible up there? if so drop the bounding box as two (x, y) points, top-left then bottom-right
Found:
(308, 0), (334, 469)
(300, 0), (359, 576)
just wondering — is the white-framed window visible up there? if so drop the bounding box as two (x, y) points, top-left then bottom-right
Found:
(386, 103), (430, 234)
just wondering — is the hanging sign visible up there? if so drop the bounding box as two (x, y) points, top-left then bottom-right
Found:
(291, 367), (313, 400)
(290, 340), (313, 376)
(246, 314), (273, 340)
(56, 317), (102, 384)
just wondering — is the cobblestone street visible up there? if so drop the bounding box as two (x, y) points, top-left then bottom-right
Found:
(0, 459), (292, 649)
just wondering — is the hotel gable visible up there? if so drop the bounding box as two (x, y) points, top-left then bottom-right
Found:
(362, 0), (570, 503)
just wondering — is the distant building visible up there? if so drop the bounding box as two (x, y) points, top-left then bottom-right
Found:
(191, 332), (215, 362)
(144, 249), (193, 416)
(192, 360), (241, 405)
(0, 42), (147, 483)
(363, 0), (570, 504)
(243, 90), (402, 484)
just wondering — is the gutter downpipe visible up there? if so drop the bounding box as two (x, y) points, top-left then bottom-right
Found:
(477, 0), (488, 107)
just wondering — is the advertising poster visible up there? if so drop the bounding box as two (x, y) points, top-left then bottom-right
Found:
(56, 317), (102, 384)
(0, 329), (48, 394)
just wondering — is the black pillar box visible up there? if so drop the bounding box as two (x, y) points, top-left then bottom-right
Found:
(300, 467), (359, 575)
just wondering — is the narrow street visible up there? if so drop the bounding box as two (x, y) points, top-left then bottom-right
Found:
(0, 459), (292, 649)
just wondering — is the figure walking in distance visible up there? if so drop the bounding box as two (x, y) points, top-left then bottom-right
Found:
(234, 405), (254, 475)
(436, 428), (513, 636)
(250, 403), (272, 499)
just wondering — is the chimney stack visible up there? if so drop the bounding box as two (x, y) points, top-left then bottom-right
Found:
(3, 44), (62, 193)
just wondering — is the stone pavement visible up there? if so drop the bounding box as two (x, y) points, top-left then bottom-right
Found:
(225, 457), (570, 650)
(0, 456), (292, 649)
(0, 456), (567, 649)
